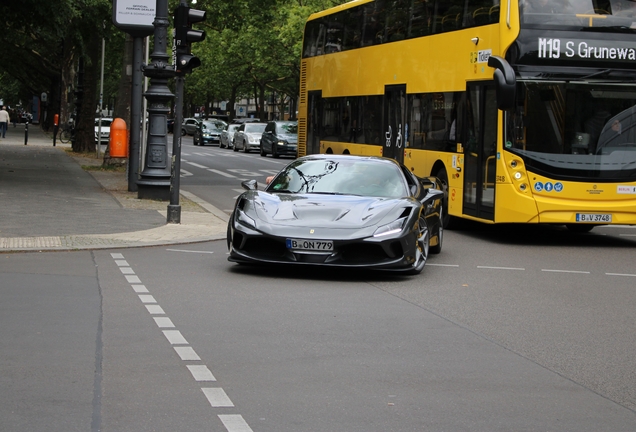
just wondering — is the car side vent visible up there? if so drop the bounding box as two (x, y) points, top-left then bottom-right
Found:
(400, 208), (412, 219)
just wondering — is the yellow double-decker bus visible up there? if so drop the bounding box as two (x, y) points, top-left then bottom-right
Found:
(298, 0), (636, 231)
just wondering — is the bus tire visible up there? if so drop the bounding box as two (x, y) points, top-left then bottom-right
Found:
(436, 167), (459, 229)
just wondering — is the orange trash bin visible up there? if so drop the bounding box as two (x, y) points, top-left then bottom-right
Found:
(109, 118), (128, 158)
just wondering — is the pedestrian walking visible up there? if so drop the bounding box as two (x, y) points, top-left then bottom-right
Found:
(0, 106), (10, 138)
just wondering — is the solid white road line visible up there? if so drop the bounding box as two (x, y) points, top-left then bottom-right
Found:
(187, 365), (216, 382)
(162, 330), (188, 345)
(202, 388), (234, 407)
(606, 273), (636, 277)
(218, 414), (254, 432)
(174, 346), (201, 361)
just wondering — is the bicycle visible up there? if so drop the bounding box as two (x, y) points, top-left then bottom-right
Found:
(58, 122), (74, 144)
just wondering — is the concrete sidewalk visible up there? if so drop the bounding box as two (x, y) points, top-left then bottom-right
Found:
(0, 123), (228, 252)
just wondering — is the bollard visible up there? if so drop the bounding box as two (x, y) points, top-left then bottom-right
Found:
(109, 118), (129, 158)
(24, 120), (29, 145)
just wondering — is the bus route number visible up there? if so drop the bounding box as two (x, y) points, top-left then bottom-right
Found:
(538, 38), (561, 59)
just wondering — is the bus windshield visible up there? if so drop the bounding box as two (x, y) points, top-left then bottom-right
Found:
(505, 82), (636, 180)
(521, 0), (636, 31)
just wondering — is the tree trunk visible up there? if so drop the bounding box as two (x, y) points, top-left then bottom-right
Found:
(73, 31), (100, 153)
(113, 34), (133, 124)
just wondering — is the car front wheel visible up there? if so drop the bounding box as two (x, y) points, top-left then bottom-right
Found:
(405, 213), (429, 275)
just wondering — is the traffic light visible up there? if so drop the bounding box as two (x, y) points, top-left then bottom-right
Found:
(174, 3), (206, 74)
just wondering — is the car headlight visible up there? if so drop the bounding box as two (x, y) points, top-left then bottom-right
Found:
(277, 140), (286, 146)
(237, 209), (256, 228)
(249, 135), (258, 143)
(373, 217), (407, 237)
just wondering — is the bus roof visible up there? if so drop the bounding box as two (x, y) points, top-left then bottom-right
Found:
(307, 0), (374, 22)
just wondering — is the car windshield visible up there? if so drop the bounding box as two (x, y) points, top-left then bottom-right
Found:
(267, 158), (409, 198)
(278, 122), (297, 134)
(228, 125), (240, 132)
(202, 121), (225, 132)
(245, 124), (266, 133)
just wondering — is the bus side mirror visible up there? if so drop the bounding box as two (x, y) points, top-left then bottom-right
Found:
(488, 55), (516, 111)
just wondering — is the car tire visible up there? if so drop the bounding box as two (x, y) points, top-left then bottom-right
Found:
(233, 141), (239, 152)
(405, 214), (429, 275)
(181, 128), (186, 136)
(243, 142), (249, 153)
(430, 207), (443, 254)
(272, 145), (279, 158)
(260, 142), (266, 157)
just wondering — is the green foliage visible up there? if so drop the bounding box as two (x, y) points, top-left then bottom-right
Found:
(0, 0), (348, 127)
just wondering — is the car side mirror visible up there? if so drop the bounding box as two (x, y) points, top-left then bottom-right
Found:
(241, 179), (258, 190)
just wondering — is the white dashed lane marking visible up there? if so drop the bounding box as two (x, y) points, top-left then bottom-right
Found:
(202, 388), (234, 407)
(187, 365), (216, 382)
(163, 330), (188, 345)
(218, 414), (254, 432)
(109, 252), (256, 432)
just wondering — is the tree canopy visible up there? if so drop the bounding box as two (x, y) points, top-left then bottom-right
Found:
(0, 0), (345, 152)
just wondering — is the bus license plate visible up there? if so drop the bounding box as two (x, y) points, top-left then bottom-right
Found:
(576, 213), (612, 223)
(286, 238), (333, 252)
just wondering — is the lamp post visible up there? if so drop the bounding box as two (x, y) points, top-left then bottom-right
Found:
(137, 0), (174, 200)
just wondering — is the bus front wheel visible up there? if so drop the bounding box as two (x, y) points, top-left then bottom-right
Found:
(436, 167), (459, 229)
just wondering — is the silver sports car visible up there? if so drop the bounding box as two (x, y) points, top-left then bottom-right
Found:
(227, 154), (444, 274)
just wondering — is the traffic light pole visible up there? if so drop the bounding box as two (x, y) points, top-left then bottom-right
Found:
(167, 75), (184, 223)
(137, 0), (174, 201)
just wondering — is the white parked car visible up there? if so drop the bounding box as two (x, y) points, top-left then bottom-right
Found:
(220, 124), (240, 149)
(233, 122), (267, 153)
(94, 118), (113, 144)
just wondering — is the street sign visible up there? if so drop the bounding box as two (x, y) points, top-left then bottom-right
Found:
(112, 0), (155, 37)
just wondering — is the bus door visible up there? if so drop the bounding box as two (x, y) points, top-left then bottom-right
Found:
(307, 91), (322, 155)
(383, 85), (406, 164)
(463, 84), (497, 221)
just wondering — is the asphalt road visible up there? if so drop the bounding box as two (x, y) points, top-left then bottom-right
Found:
(2, 224), (636, 431)
(3, 137), (636, 430)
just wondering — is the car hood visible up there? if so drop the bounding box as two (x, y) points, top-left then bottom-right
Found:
(278, 133), (297, 143)
(247, 191), (411, 229)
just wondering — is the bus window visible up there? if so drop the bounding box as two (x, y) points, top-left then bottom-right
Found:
(409, 92), (461, 151)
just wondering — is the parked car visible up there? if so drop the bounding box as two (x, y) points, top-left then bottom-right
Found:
(233, 122), (267, 153)
(181, 118), (200, 136)
(193, 119), (227, 146)
(94, 117), (113, 144)
(220, 124), (240, 149)
(227, 154), (444, 275)
(260, 120), (298, 158)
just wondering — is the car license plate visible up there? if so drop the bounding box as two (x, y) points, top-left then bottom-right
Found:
(575, 213), (612, 223)
(286, 238), (333, 252)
